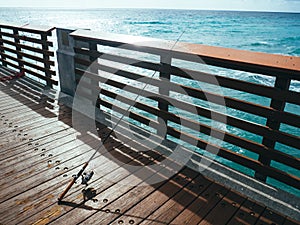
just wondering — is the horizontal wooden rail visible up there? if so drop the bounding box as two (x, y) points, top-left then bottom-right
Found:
(1, 59), (58, 86)
(70, 30), (300, 192)
(75, 57), (300, 132)
(0, 38), (54, 56)
(171, 67), (300, 105)
(0, 22), (54, 35)
(75, 48), (300, 106)
(2, 52), (55, 75)
(98, 88), (300, 170)
(0, 31), (53, 46)
(98, 93), (300, 189)
(0, 23), (56, 87)
(75, 67), (300, 151)
(71, 29), (300, 78)
(1, 45), (55, 66)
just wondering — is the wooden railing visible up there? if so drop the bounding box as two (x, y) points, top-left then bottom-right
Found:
(66, 29), (300, 194)
(0, 23), (57, 87)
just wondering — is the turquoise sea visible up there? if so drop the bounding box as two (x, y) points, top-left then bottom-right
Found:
(1, 8), (299, 195)
(1, 8), (300, 56)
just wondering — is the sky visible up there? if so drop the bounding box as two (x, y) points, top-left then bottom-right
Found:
(1, 0), (300, 12)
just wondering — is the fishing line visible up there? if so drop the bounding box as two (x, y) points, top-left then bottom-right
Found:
(88, 30), (186, 164)
(58, 29), (187, 201)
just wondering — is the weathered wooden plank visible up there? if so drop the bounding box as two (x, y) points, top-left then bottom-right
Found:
(3, 156), (116, 225)
(108, 168), (199, 225)
(0, 130), (122, 221)
(139, 176), (213, 225)
(0, 96), (62, 127)
(0, 100), (54, 117)
(0, 141), (111, 220)
(0, 119), (69, 154)
(0, 85), (48, 98)
(0, 103), (59, 125)
(2, 105), (103, 156)
(0, 89), (55, 107)
(0, 86), (49, 98)
(0, 110), (104, 164)
(0, 103), (64, 130)
(0, 107), (57, 128)
(0, 112), (70, 147)
(15, 139), (142, 224)
(0, 103), (56, 118)
(198, 191), (246, 225)
(0, 132), (97, 189)
(0, 143), (98, 204)
(2, 91), (55, 108)
(57, 167), (191, 225)
(255, 208), (286, 225)
(0, 129), (76, 169)
(0, 104), (63, 136)
(283, 219), (300, 225)
(227, 199), (265, 225)
(116, 173), (212, 225)
(0, 90), (55, 104)
(35, 125), (186, 224)
(170, 183), (229, 225)
(0, 107), (71, 138)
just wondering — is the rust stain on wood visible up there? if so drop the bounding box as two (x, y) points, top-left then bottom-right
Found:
(14, 168), (35, 179)
(32, 205), (62, 225)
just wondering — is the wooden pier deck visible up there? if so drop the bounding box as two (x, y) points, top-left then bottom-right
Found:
(0, 74), (299, 225)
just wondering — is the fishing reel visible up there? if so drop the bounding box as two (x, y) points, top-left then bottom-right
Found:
(73, 170), (94, 186)
(81, 171), (94, 185)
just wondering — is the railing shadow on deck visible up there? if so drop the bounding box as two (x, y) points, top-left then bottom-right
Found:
(0, 69), (57, 119)
(56, 92), (300, 224)
(54, 101), (234, 224)
(1, 76), (297, 224)
(55, 27), (300, 221)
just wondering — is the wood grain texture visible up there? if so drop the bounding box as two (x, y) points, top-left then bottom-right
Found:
(0, 75), (298, 225)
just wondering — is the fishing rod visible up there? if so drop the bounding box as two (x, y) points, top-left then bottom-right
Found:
(58, 30), (186, 202)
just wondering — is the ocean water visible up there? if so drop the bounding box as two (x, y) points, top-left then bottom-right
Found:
(0, 8), (299, 195)
(1, 8), (300, 56)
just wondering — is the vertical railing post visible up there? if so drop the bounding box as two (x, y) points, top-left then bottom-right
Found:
(89, 41), (100, 108)
(157, 54), (172, 137)
(56, 28), (77, 96)
(41, 32), (53, 88)
(255, 77), (291, 181)
(13, 28), (23, 72)
(0, 28), (7, 67)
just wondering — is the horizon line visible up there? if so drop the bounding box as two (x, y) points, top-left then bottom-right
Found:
(1, 6), (300, 13)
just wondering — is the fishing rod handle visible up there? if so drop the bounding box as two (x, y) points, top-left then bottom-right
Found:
(58, 178), (76, 201)
(58, 162), (89, 201)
